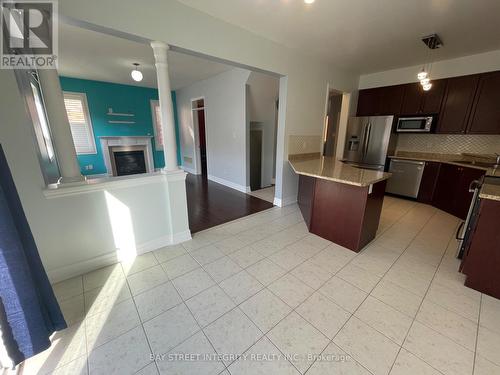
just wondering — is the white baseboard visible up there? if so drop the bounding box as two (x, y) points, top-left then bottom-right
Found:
(47, 229), (192, 283)
(207, 174), (249, 193)
(273, 196), (297, 207)
(181, 165), (197, 174)
(48, 252), (119, 284)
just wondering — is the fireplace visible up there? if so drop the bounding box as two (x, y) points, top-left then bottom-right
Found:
(100, 136), (154, 177)
(111, 146), (147, 176)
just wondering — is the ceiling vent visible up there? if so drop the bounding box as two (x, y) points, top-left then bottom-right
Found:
(421, 34), (443, 49)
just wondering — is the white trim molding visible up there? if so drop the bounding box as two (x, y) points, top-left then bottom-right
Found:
(207, 174), (250, 193)
(47, 229), (192, 283)
(273, 195), (297, 207)
(181, 165), (197, 175)
(44, 169), (187, 198)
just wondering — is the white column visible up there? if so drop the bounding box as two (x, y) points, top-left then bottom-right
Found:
(151, 41), (179, 171)
(37, 69), (85, 184)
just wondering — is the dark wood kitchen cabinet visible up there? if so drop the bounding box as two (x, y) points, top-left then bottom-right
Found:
(357, 88), (380, 116)
(467, 70), (500, 134)
(400, 79), (446, 115)
(461, 198), (500, 299)
(356, 70), (500, 134)
(298, 174), (387, 252)
(432, 163), (461, 214)
(432, 164), (485, 219)
(357, 85), (404, 116)
(378, 85), (405, 115)
(435, 74), (479, 134)
(417, 161), (441, 204)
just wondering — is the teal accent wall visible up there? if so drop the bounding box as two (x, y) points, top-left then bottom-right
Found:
(59, 77), (181, 175)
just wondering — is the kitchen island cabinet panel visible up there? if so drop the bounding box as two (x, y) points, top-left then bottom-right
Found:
(299, 175), (386, 252)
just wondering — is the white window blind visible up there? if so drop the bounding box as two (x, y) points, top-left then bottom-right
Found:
(151, 100), (164, 150)
(63, 92), (96, 155)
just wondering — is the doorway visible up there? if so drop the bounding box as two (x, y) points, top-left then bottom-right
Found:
(323, 90), (343, 157)
(250, 128), (263, 191)
(192, 98), (207, 176)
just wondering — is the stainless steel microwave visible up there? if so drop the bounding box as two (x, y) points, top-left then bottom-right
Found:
(396, 116), (433, 132)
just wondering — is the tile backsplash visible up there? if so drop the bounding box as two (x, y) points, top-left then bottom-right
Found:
(396, 134), (500, 155)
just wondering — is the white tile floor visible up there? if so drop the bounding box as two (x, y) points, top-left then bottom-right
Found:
(247, 186), (275, 203)
(25, 196), (500, 375)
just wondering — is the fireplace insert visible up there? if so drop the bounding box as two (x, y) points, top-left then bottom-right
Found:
(113, 150), (147, 176)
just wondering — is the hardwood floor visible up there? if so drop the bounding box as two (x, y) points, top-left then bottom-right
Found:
(186, 174), (274, 233)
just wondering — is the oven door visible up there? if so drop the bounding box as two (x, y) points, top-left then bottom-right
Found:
(396, 117), (433, 132)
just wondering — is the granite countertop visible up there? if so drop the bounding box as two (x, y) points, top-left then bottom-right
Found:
(479, 183), (500, 202)
(388, 152), (500, 201)
(289, 155), (391, 187)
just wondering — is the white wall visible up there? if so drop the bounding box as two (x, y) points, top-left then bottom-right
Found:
(359, 49), (500, 89)
(58, 0), (359, 205)
(0, 0), (360, 282)
(0, 69), (190, 282)
(176, 68), (251, 192)
(246, 72), (279, 188)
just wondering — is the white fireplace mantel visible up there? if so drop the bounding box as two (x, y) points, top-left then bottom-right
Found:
(100, 136), (155, 176)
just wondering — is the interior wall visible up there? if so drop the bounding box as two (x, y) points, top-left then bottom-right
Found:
(246, 72), (279, 188)
(359, 49), (500, 89)
(175, 68), (251, 191)
(0, 69), (190, 282)
(58, 0), (360, 205)
(60, 77), (182, 174)
(335, 91), (357, 160)
(323, 92), (343, 156)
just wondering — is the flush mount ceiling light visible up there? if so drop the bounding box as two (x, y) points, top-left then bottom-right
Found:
(304, 0), (315, 4)
(417, 34), (443, 91)
(131, 63), (143, 82)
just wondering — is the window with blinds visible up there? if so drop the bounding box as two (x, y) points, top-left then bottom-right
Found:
(63, 92), (96, 155)
(151, 100), (164, 150)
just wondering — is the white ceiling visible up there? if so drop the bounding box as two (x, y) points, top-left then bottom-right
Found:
(58, 23), (232, 89)
(177, 0), (500, 74)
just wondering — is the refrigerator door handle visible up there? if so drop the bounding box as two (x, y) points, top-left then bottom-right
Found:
(362, 122), (371, 158)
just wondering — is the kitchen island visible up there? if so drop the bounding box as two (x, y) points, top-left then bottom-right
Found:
(289, 155), (391, 252)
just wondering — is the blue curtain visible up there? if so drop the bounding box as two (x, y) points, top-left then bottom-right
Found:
(0, 144), (66, 366)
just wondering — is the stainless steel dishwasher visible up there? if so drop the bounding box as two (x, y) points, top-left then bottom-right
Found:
(386, 159), (425, 198)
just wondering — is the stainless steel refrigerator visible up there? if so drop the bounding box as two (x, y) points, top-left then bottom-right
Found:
(342, 116), (396, 171)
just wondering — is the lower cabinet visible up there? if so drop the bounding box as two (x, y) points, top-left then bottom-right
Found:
(432, 164), (485, 219)
(461, 198), (500, 299)
(417, 161), (441, 204)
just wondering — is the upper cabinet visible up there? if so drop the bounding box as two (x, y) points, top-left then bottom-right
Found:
(356, 70), (500, 134)
(356, 85), (405, 116)
(379, 85), (405, 115)
(435, 75), (479, 134)
(357, 88), (380, 116)
(467, 71), (500, 134)
(400, 79), (446, 115)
